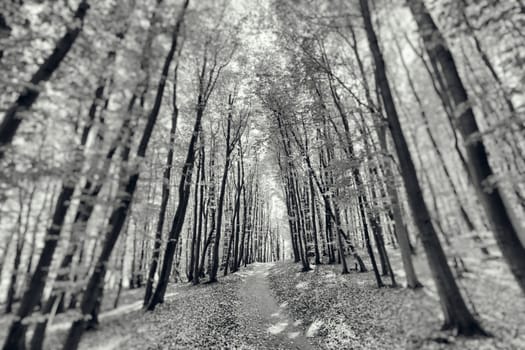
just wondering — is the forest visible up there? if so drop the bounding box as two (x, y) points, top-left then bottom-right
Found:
(0, 0), (524, 349)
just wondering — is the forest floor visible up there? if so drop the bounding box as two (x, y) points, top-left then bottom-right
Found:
(3, 250), (524, 349)
(42, 263), (316, 349)
(268, 250), (525, 350)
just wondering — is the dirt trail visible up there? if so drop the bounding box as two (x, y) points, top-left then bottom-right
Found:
(237, 263), (315, 350)
(40, 264), (315, 349)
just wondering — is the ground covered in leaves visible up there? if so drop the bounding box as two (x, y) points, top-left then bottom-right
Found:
(268, 253), (525, 350)
(9, 253), (523, 349)
(44, 264), (313, 349)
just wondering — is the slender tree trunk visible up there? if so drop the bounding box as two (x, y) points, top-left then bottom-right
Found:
(189, 140), (205, 281)
(237, 166), (249, 268)
(279, 159), (300, 263)
(188, 158), (201, 281)
(113, 230), (128, 309)
(209, 96), (236, 282)
(199, 219), (215, 277)
(223, 221), (235, 276)
(357, 191), (383, 286)
(199, 140), (216, 277)
(333, 201), (350, 274)
(147, 105), (202, 310)
(291, 176), (311, 271)
(5, 194), (25, 314)
(24, 183), (52, 286)
(308, 174), (321, 265)
(231, 160), (243, 273)
(0, 223), (16, 285)
(192, 145), (206, 284)
(324, 193), (335, 264)
(377, 126), (422, 288)
(368, 172), (397, 286)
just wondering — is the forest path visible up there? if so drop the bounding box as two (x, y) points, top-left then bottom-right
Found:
(236, 263), (315, 350)
(51, 263), (318, 349)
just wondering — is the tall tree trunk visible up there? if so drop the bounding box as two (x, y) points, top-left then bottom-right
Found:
(407, 0), (525, 294)
(223, 211), (235, 277)
(360, 0), (487, 335)
(147, 104), (202, 310)
(0, 0), (89, 160)
(392, 33), (476, 233)
(135, 0), (188, 306)
(61, 3), (188, 347)
(279, 156), (300, 263)
(231, 160), (243, 273)
(291, 176), (311, 271)
(377, 126), (422, 288)
(323, 189), (335, 264)
(209, 96), (236, 282)
(113, 230), (128, 309)
(308, 174), (321, 265)
(192, 144), (206, 284)
(357, 190), (383, 286)
(188, 149), (202, 281)
(4, 193), (25, 314)
(24, 183), (52, 286)
(62, 114), (137, 350)
(237, 160), (250, 268)
(2, 93), (98, 349)
(368, 171), (397, 286)
(7, 184), (77, 350)
(199, 139), (216, 277)
(334, 202), (350, 274)
(345, 17), (422, 285)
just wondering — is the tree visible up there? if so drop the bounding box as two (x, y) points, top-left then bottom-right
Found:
(143, 44), (183, 307)
(61, 1), (189, 348)
(147, 26), (234, 307)
(209, 94), (245, 282)
(0, 1), (89, 160)
(407, 0), (525, 294)
(359, 0), (487, 335)
(2, 74), (105, 350)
